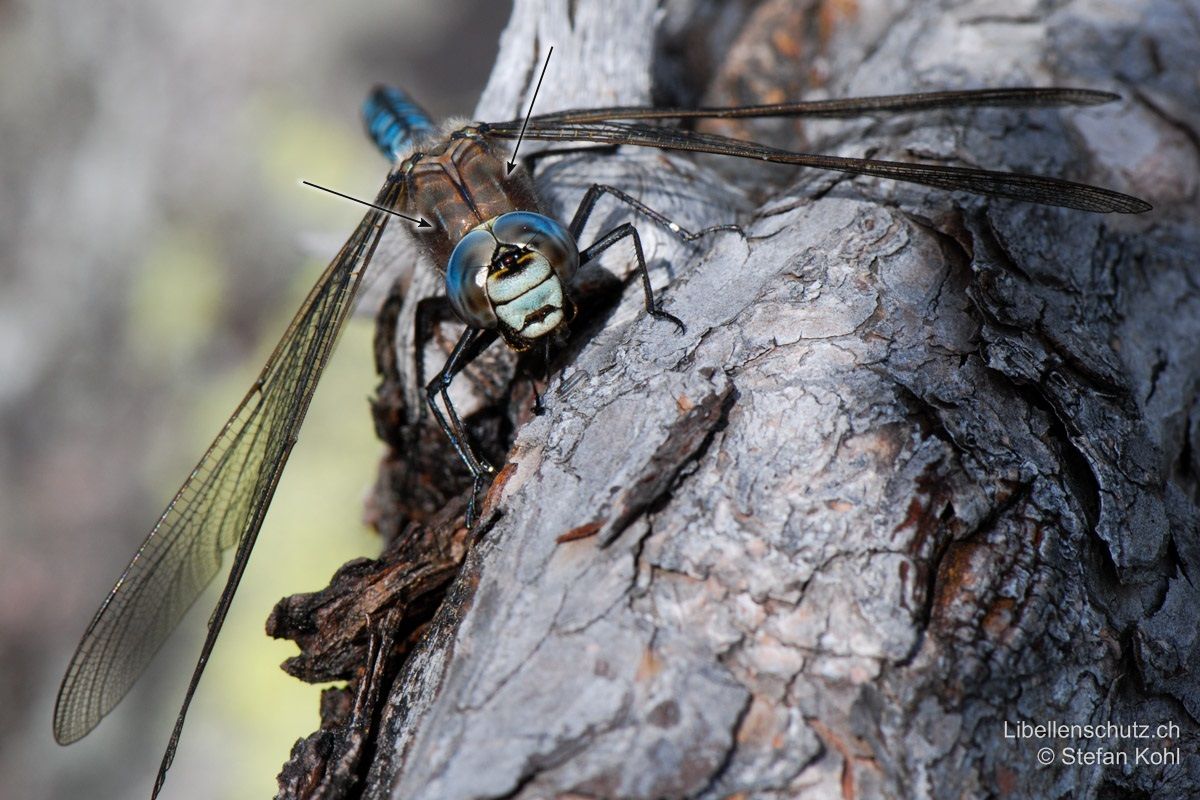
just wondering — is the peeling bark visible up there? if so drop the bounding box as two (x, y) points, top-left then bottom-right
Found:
(271, 1), (1200, 798)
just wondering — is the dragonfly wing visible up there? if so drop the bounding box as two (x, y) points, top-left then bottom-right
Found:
(53, 173), (405, 747)
(520, 87), (1120, 125)
(484, 119), (1149, 214)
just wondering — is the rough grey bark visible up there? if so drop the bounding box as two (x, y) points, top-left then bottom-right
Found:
(274, 1), (1200, 798)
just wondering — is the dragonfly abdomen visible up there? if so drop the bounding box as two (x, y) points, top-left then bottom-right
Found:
(363, 86), (436, 161)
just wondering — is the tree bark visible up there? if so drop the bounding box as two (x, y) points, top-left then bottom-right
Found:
(272, 1), (1200, 798)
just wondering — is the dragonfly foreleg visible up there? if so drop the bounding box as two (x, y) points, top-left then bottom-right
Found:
(425, 326), (500, 526)
(567, 183), (741, 242)
(579, 222), (686, 334)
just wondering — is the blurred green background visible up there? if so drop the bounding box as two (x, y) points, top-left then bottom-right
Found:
(0, 1), (509, 797)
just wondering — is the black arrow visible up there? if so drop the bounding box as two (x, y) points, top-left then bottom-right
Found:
(302, 180), (430, 227)
(506, 46), (555, 175)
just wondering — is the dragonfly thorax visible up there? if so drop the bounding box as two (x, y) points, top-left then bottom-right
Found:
(445, 211), (579, 349)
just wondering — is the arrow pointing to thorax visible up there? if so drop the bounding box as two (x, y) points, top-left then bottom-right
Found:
(506, 46), (555, 175)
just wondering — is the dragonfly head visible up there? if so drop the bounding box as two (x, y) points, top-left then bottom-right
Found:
(445, 212), (579, 350)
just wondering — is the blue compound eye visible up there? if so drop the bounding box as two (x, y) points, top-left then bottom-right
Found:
(490, 212), (579, 283)
(445, 228), (498, 328)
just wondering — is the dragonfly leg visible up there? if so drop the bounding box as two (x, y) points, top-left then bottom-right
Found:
(568, 183), (742, 242)
(413, 296), (457, 420)
(579, 222), (686, 334)
(529, 372), (545, 414)
(426, 326), (500, 525)
(528, 339), (551, 416)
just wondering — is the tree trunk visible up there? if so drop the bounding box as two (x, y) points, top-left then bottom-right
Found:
(270, 1), (1200, 798)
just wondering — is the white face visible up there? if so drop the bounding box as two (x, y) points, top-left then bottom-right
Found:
(443, 211), (580, 344)
(488, 253), (566, 339)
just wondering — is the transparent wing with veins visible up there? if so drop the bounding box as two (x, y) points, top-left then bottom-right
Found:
(53, 174), (406, 776)
(482, 87), (1150, 214)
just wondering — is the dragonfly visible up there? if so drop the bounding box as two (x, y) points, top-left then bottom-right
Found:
(54, 80), (1151, 797)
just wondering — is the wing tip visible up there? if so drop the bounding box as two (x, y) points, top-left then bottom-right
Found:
(1072, 88), (1122, 106)
(52, 703), (92, 746)
(1100, 192), (1153, 214)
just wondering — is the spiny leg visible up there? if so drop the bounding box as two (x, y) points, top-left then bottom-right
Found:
(401, 296), (457, 506)
(413, 296), (457, 420)
(527, 339), (552, 416)
(426, 326), (500, 525)
(568, 183), (742, 243)
(422, 296), (548, 420)
(579, 222), (686, 333)
(570, 183), (742, 334)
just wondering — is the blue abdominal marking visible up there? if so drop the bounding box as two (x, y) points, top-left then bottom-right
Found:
(363, 85), (436, 160)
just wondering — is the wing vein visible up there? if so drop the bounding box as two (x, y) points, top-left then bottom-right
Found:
(53, 173), (404, 745)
